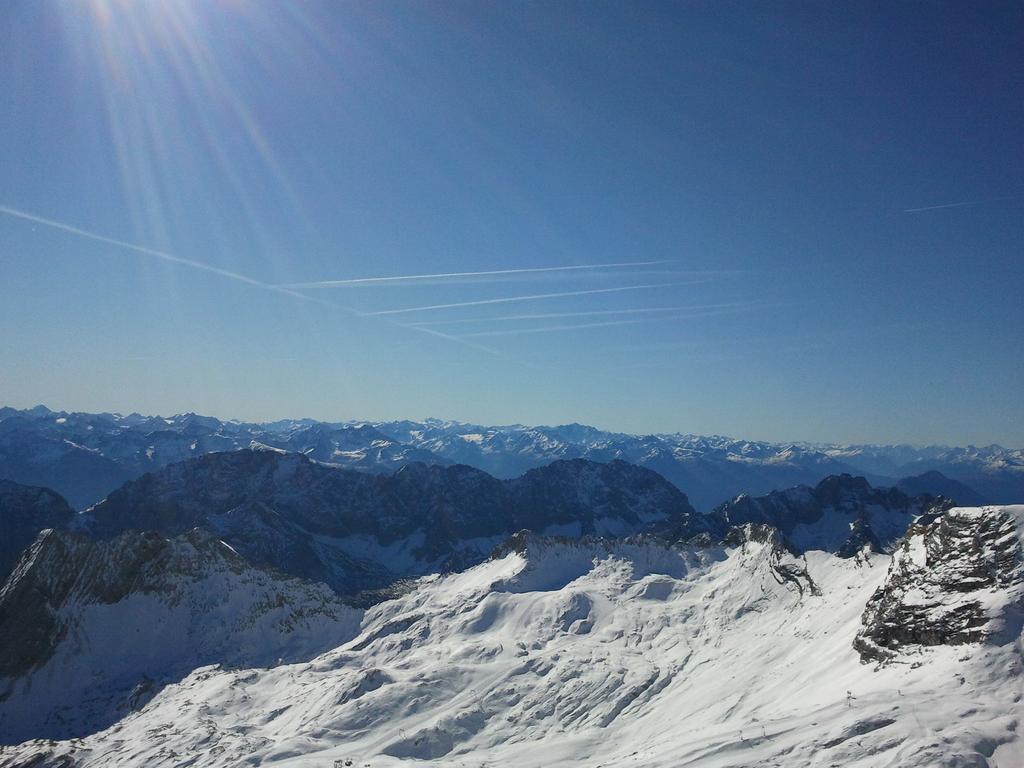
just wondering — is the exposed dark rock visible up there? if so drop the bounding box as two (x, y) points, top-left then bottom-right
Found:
(855, 507), (1023, 662)
(723, 523), (820, 597)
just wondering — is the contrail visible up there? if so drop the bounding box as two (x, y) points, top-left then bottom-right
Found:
(0, 204), (513, 357)
(904, 196), (1015, 213)
(280, 260), (674, 288)
(407, 301), (753, 327)
(460, 319), (648, 337)
(0, 204), (320, 304)
(364, 281), (704, 316)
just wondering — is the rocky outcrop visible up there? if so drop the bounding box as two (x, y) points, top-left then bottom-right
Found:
(855, 506), (1024, 662)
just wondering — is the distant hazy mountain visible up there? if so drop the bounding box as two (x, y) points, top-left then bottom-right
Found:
(0, 406), (450, 509)
(1, 405), (1021, 512)
(273, 422), (448, 470)
(827, 442), (1024, 504)
(372, 419), (1024, 509)
(0, 418), (135, 509)
(896, 470), (989, 506)
(76, 450), (705, 596)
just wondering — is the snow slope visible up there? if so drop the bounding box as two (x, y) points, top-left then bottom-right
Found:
(0, 528), (362, 745)
(4, 508), (1021, 767)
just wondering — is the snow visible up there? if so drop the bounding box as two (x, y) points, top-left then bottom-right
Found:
(6, 513), (1021, 767)
(248, 440), (288, 454)
(907, 533), (928, 567)
(331, 448), (368, 459)
(0, 533), (362, 745)
(999, 504), (1024, 549)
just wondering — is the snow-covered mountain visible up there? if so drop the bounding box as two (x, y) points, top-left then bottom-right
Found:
(266, 422), (450, 472)
(375, 420), (1019, 510)
(712, 474), (952, 557)
(2, 405), (1017, 512)
(372, 419), (880, 510)
(0, 407), (451, 509)
(76, 450), (705, 597)
(0, 527), (362, 744)
(3, 506), (1020, 767)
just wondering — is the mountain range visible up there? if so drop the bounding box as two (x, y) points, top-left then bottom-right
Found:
(1, 405), (1021, 510)
(74, 450), (706, 597)
(0, 405), (1021, 766)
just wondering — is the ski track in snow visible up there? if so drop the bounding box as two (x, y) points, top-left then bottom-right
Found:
(3, 513), (1023, 767)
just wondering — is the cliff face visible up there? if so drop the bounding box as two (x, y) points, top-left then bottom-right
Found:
(855, 506), (1024, 662)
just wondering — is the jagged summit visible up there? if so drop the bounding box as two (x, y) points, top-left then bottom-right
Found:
(712, 473), (951, 557)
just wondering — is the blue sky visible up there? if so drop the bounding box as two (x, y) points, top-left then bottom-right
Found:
(1, 1), (1021, 445)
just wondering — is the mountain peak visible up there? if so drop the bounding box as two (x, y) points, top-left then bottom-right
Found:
(714, 475), (951, 557)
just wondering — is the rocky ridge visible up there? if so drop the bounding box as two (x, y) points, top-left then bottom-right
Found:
(1, 405), (1016, 511)
(855, 505), (1024, 662)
